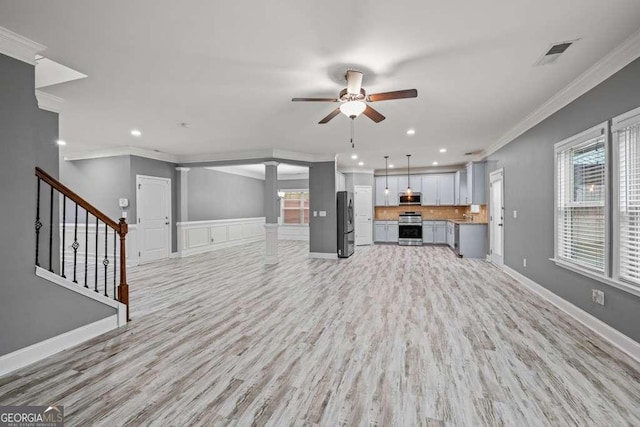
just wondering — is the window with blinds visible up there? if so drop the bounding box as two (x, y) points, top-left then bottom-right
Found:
(615, 113), (640, 287)
(555, 127), (607, 273)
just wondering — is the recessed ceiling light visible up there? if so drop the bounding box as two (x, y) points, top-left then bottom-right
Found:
(358, 161), (364, 166)
(432, 161), (438, 166)
(389, 164), (394, 168)
(439, 148), (447, 153)
(56, 139), (66, 146)
(351, 154), (358, 160)
(406, 129), (416, 135)
(130, 129), (142, 137)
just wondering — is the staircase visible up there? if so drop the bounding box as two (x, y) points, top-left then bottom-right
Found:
(34, 167), (130, 321)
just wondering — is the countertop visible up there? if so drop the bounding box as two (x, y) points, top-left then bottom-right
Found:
(445, 219), (488, 225)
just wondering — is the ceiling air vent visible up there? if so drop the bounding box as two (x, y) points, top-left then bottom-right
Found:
(535, 39), (578, 66)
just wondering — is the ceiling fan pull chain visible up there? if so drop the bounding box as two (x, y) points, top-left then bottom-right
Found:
(350, 118), (355, 148)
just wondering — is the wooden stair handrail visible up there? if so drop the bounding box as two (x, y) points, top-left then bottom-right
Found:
(35, 167), (130, 320)
(35, 167), (121, 233)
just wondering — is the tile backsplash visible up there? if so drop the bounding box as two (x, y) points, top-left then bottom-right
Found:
(375, 205), (488, 222)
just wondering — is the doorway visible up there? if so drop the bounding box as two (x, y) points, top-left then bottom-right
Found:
(136, 175), (171, 264)
(489, 169), (504, 267)
(354, 185), (373, 245)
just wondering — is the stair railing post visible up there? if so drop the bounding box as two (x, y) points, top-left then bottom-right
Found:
(117, 218), (129, 321)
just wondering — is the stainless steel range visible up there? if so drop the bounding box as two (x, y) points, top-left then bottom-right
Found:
(398, 211), (423, 246)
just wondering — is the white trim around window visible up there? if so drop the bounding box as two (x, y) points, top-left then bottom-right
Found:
(612, 105), (640, 290)
(553, 121), (610, 276)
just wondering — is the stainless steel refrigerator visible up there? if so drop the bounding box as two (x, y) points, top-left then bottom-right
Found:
(337, 191), (355, 258)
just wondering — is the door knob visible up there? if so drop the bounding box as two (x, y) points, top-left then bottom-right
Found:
(165, 222), (170, 225)
(498, 223), (503, 227)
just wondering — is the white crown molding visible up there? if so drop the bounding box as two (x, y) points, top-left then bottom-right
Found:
(481, 27), (640, 160)
(35, 90), (64, 113)
(63, 146), (179, 163)
(0, 26), (45, 65)
(338, 168), (375, 174)
(177, 148), (335, 164)
(175, 167), (191, 172)
(264, 161), (280, 166)
(63, 146), (336, 166)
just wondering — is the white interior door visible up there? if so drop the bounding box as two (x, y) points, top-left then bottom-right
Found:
(137, 175), (171, 263)
(489, 169), (504, 267)
(354, 185), (373, 245)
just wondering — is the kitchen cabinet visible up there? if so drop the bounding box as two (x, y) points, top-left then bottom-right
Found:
(457, 223), (488, 258)
(422, 220), (446, 244)
(374, 221), (398, 243)
(446, 221), (455, 248)
(397, 175), (421, 195)
(455, 170), (468, 205)
(421, 174), (455, 206)
(374, 176), (399, 206)
(466, 162), (486, 205)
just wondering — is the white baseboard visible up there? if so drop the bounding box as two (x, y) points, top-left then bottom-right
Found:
(0, 315), (119, 377)
(502, 265), (640, 363)
(309, 252), (338, 260)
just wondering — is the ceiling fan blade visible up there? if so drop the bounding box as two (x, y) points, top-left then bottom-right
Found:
(366, 89), (418, 102)
(363, 105), (385, 123)
(292, 97), (339, 102)
(318, 108), (341, 124)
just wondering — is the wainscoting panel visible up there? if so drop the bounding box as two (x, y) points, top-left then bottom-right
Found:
(177, 217), (265, 257)
(278, 225), (309, 241)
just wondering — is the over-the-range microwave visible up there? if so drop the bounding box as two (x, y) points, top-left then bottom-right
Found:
(399, 192), (421, 205)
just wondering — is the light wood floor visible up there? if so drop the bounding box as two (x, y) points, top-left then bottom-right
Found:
(1, 241), (640, 426)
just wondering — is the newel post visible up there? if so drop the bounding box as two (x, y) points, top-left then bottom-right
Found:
(118, 217), (130, 321)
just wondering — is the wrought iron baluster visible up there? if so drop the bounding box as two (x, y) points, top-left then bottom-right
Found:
(48, 186), (54, 272)
(61, 195), (66, 278)
(72, 203), (79, 283)
(103, 223), (109, 297)
(113, 230), (117, 299)
(84, 212), (89, 287)
(94, 217), (98, 293)
(35, 178), (42, 267)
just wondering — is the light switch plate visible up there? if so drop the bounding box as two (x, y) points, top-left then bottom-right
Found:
(319, 211), (327, 217)
(513, 210), (518, 219)
(313, 211), (317, 217)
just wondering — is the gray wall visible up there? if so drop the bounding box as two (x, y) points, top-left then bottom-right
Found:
(0, 53), (115, 356)
(309, 161), (337, 254)
(61, 155), (179, 252)
(59, 156), (131, 220)
(487, 57), (640, 342)
(187, 168), (266, 221)
(278, 179), (309, 190)
(130, 156), (178, 252)
(344, 172), (374, 193)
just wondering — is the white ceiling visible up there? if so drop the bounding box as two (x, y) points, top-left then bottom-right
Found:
(207, 163), (309, 181)
(1, 1), (639, 170)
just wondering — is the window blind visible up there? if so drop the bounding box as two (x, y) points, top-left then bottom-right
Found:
(557, 135), (606, 272)
(617, 121), (640, 286)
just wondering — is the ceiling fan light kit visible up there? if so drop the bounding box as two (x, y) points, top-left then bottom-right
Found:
(340, 101), (366, 118)
(292, 69), (417, 124)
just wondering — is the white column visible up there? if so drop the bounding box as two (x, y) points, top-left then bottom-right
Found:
(264, 161), (279, 264)
(176, 167), (190, 256)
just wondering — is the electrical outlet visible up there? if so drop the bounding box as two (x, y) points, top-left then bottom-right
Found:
(513, 210), (518, 219)
(592, 289), (605, 305)
(523, 258), (527, 267)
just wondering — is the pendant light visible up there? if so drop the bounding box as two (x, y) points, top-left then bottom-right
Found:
(384, 156), (389, 195)
(406, 154), (412, 194)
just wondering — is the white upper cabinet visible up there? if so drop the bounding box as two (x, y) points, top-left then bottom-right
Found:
(374, 176), (400, 206)
(421, 175), (438, 205)
(438, 173), (455, 205)
(387, 176), (399, 206)
(455, 170), (468, 205)
(421, 173), (455, 205)
(466, 162), (486, 205)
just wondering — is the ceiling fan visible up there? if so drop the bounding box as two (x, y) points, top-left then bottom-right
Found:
(292, 70), (418, 124)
